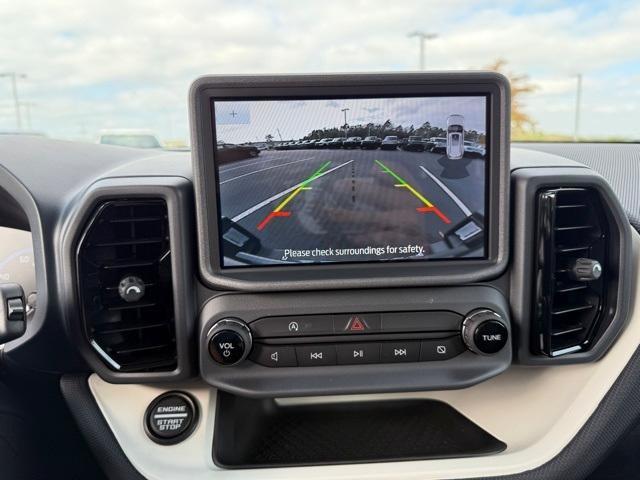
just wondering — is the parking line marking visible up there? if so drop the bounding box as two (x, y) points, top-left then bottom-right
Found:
(375, 159), (451, 224)
(257, 161), (332, 230)
(375, 159), (435, 207)
(231, 160), (353, 223)
(419, 165), (472, 217)
(219, 157), (315, 185)
(273, 161), (330, 213)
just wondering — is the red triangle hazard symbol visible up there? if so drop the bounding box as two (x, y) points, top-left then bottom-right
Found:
(349, 316), (366, 331)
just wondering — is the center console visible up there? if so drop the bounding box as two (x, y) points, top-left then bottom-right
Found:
(189, 72), (512, 397)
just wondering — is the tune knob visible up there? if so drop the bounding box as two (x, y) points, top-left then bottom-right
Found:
(461, 309), (508, 355)
(569, 258), (602, 282)
(207, 318), (252, 366)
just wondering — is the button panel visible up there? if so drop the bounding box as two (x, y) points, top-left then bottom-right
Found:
(251, 336), (465, 367)
(247, 310), (470, 368)
(251, 311), (461, 337)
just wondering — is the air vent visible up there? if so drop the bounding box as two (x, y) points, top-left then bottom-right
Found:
(77, 199), (177, 372)
(533, 188), (608, 357)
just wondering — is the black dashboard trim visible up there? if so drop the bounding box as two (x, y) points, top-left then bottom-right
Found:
(509, 167), (633, 365)
(59, 177), (197, 383)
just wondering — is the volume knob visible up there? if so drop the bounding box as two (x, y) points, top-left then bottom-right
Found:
(207, 318), (252, 366)
(461, 309), (508, 355)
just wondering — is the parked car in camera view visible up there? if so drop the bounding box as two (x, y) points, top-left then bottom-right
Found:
(401, 135), (426, 152)
(430, 137), (447, 154)
(316, 138), (333, 148)
(464, 140), (486, 158)
(328, 137), (345, 148)
(423, 137), (437, 150)
(343, 136), (362, 148)
(446, 114), (465, 160)
(216, 141), (260, 164)
(380, 135), (400, 150)
(361, 136), (382, 149)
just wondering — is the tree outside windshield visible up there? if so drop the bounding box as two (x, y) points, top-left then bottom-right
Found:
(0, 0), (638, 147)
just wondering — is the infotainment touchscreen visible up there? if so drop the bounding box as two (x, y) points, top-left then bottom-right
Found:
(212, 95), (489, 268)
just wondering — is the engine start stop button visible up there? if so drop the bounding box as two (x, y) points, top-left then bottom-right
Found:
(144, 392), (198, 444)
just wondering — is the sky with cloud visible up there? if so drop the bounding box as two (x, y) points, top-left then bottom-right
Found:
(215, 96), (487, 143)
(0, 0), (638, 142)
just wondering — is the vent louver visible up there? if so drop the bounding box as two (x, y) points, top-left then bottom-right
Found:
(77, 199), (177, 372)
(533, 188), (608, 357)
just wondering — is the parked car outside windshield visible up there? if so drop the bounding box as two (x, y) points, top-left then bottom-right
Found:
(99, 134), (162, 149)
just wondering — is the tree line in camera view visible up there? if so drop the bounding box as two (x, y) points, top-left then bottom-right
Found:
(301, 120), (486, 144)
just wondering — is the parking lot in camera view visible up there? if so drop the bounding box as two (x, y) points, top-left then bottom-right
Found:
(217, 147), (485, 263)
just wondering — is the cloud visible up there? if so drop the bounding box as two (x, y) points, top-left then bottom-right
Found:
(0, 0), (638, 139)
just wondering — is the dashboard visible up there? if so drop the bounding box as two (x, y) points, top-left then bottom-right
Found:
(0, 72), (639, 480)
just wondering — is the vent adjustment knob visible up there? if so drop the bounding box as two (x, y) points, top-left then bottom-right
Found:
(118, 276), (146, 303)
(207, 318), (252, 366)
(569, 258), (603, 282)
(462, 309), (508, 355)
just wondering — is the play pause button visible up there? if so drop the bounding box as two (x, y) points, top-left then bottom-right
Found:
(336, 343), (381, 365)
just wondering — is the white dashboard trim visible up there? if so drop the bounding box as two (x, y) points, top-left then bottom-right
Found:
(89, 231), (639, 480)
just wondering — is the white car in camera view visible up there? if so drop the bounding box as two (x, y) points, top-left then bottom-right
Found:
(446, 114), (465, 160)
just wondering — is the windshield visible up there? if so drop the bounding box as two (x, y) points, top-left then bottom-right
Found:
(1, 1), (637, 145)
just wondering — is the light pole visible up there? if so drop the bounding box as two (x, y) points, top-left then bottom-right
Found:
(573, 73), (582, 142)
(0, 72), (27, 129)
(408, 31), (437, 70)
(20, 101), (35, 130)
(341, 108), (349, 137)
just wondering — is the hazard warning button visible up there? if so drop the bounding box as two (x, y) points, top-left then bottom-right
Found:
(332, 313), (381, 334)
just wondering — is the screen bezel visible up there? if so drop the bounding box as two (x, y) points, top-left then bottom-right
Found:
(190, 72), (510, 291)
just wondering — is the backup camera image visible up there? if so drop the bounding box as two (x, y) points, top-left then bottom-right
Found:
(213, 95), (488, 267)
